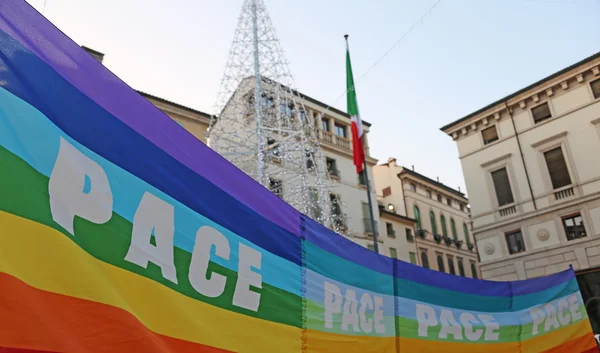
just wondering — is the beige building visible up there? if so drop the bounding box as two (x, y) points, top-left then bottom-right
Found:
(374, 158), (480, 277)
(376, 203), (418, 263)
(441, 51), (600, 282)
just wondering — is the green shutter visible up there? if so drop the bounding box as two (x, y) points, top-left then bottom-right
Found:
(451, 219), (457, 240)
(413, 206), (421, 229)
(440, 215), (447, 237)
(430, 211), (437, 234)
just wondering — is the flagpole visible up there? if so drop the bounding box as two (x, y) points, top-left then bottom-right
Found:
(345, 34), (379, 254)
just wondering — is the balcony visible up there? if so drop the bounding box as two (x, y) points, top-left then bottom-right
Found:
(554, 186), (575, 201)
(363, 218), (379, 235)
(499, 205), (516, 217)
(320, 130), (351, 151)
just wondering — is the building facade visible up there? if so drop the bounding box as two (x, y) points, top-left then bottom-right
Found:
(377, 204), (418, 263)
(374, 158), (480, 277)
(441, 51), (600, 281)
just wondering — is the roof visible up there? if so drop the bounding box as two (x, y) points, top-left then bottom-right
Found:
(81, 46), (104, 57)
(378, 206), (416, 224)
(440, 50), (600, 132)
(398, 167), (466, 199)
(137, 91), (213, 120)
(249, 76), (372, 127)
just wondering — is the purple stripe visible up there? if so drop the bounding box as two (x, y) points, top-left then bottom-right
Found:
(0, 0), (301, 236)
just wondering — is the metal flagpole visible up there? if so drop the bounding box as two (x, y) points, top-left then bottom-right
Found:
(362, 158), (379, 253)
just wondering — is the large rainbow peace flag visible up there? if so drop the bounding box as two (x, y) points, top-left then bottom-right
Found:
(0, 1), (597, 352)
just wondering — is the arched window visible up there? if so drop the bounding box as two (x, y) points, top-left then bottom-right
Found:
(450, 218), (458, 240)
(463, 223), (471, 245)
(421, 251), (429, 269)
(437, 254), (445, 273)
(440, 215), (448, 237)
(458, 259), (465, 277)
(448, 257), (456, 275)
(413, 205), (421, 229)
(471, 262), (478, 279)
(430, 211), (437, 234)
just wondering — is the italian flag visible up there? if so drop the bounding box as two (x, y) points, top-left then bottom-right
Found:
(346, 39), (365, 174)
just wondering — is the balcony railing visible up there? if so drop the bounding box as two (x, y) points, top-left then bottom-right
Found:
(320, 130), (352, 151)
(499, 205), (517, 217)
(554, 186), (575, 201)
(363, 218), (379, 235)
(387, 229), (396, 238)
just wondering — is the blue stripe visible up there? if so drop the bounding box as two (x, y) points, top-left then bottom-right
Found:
(0, 86), (302, 296)
(0, 29), (302, 266)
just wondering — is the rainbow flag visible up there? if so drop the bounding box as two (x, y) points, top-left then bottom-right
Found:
(0, 1), (597, 352)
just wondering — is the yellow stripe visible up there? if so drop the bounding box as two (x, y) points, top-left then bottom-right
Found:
(0, 211), (593, 353)
(0, 211), (301, 353)
(305, 321), (593, 353)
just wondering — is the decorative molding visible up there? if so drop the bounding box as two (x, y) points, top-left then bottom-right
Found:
(519, 101), (526, 109)
(470, 123), (477, 131)
(482, 117), (489, 125)
(461, 127), (467, 136)
(546, 88), (554, 97)
(494, 112), (501, 121)
(561, 81), (569, 90)
(452, 132), (458, 140)
(576, 74), (584, 83)
(531, 131), (568, 148)
(536, 228), (550, 242)
(532, 94), (539, 103)
(481, 153), (512, 168)
(593, 66), (600, 76)
(591, 117), (600, 126)
(484, 243), (495, 255)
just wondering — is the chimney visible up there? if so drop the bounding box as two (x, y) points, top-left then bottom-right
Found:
(81, 46), (105, 63)
(437, 177), (439, 183)
(458, 186), (461, 192)
(411, 165), (414, 171)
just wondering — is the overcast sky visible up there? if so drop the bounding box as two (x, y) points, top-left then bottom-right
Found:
(26, 0), (600, 196)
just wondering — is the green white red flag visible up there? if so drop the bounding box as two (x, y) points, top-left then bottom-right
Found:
(346, 39), (365, 174)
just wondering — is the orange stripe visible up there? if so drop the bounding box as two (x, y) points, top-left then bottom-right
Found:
(540, 334), (598, 353)
(0, 273), (230, 353)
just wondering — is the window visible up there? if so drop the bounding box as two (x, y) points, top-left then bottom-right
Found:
(409, 252), (417, 264)
(482, 125), (499, 145)
(448, 257), (456, 275)
(430, 211), (438, 234)
(591, 78), (600, 99)
(330, 194), (344, 228)
(269, 178), (283, 198)
(426, 190), (432, 198)
(413, 205), (421, 229)
(463, 223), (471, 245)
(563, 213), (586, 241)
(458, 259), (465, 277)
(305, 150), (314, 170)
(491, 167), (514, 206)
(383, 186), (392, 197)
(362, 203), (377, 234)
(410, 183), (416, 192)
(280, 101), (292, 116)
(421, 250), (429, 269)
(440, 215), (448, 237)
(386, 222), (395, 237)
(437, 254), (445, 273)
(505, 230), (526, 254)
(437, 194), (442, 202)
(532, 102), (552, 124)
(308, 187), (322, 220)
(460, 203), (465, 212)
(406, 228), (414, 242)
(389, 247), (397, 259)
(267, 138), (280, 159)
(367, 244), (375, 251)
(334, 123), (347, 138)
(326, 158), (339, 178)
(450, 218), (458, 240)
(298, 110), (307, 124)
(321, 118), (330, 131)
(358, 170), (367, 186)
(471, 262), (478, 279)
(544, 147), (572, 189)
(447, 198), (452, 206)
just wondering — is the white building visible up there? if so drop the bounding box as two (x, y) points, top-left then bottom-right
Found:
(374, 158), (479, 277)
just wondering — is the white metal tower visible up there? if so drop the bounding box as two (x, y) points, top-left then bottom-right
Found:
(207, 0), (349, 235)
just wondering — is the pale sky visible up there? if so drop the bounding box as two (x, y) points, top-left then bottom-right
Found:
(25, 0), (600, 196)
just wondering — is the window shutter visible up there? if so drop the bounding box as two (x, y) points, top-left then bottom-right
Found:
(491, 168), (514, 206)
(544, 147), (571, 189)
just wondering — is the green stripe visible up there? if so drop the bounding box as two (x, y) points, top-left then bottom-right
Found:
(0, 144), (302, 327)
(346, 46), (359, 117)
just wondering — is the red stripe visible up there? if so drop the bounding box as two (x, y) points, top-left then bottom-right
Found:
(350, 122), (364, 174)
(0, 273), (231, 353)
(0, 349), (59, 353)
